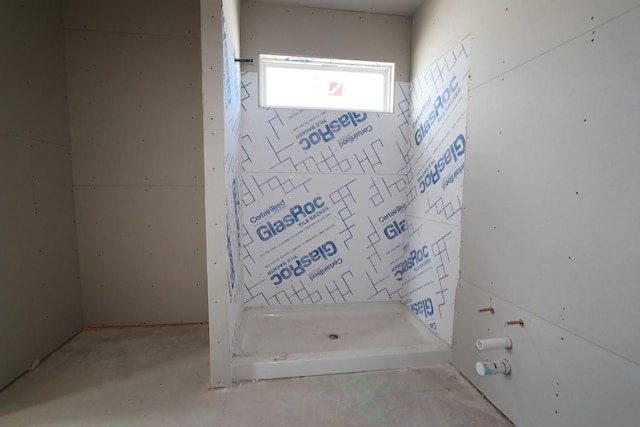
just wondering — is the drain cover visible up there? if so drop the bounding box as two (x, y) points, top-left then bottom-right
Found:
(328, 334), (340, 340)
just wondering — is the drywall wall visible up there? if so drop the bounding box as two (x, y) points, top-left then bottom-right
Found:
(248, 0), (424, 17)
(0, 0), (83, 390)
(201, 0), (244, 387)
(412, 0), (640, 425)
(64, 0), (207, 326)
(241, 1), (412, 81)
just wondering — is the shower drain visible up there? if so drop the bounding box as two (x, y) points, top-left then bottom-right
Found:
(328, 334), (340, 340)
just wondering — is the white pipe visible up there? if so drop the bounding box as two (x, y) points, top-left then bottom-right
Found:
(475, 359), (511, 376)
(476, 336), (512, 351)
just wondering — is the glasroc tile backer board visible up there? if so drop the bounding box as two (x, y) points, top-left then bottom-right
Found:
(222, 14), (244, 348)
(239, 38), (470, 343)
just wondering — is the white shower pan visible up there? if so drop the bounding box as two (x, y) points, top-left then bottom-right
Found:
(232, 301), (451, 381)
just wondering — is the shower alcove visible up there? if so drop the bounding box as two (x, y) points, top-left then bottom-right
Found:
(207, 4), (469, 387)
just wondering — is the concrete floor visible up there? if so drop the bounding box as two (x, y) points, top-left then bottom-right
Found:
(0, 325), (513, 427)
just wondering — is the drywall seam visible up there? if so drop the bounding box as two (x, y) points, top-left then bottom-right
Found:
(460, 279), (640, 368)
(0, 132), (70, 148)
(1, 0), (83, 390)
(63, 27), (201, 39)
(469, 3), (640, 91)
(65, 0), (207, 325)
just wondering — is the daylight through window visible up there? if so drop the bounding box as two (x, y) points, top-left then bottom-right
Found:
(259, 54), (395, 113)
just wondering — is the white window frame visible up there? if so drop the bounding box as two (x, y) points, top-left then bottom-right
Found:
(259, 54), (395, 113)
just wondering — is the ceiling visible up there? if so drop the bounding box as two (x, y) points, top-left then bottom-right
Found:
(247, 0), (424, 17)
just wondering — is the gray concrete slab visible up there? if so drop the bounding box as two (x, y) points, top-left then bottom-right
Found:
(0, 325), (513, 427)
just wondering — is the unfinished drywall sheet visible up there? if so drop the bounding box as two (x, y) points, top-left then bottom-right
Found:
(411, 0), (640, 425)
(403, 39), (470, 343)
(64, 0), (207, 326)
(461, 10), (640, 366)
(201, 0), (238, 387)
(72, 187), (206, 325)
(454, 281), (640, 427)
(0, 0), (83, 390)
(63, 0), (200, 35)
(0, 137), (82, 390)
(241, 1), (412, 81)
(411, 0), (640, 88)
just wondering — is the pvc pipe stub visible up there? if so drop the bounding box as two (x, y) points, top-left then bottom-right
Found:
(476, 336), (512, 351)
(476, 359), (511, 376)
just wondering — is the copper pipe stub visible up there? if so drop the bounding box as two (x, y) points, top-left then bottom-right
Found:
(505, 319), (525, 326)
(478, 307), (495, 314)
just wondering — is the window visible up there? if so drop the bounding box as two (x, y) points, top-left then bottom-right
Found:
(259, 54), (395, 113)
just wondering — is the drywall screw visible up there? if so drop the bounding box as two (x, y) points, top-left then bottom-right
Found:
(478, 307), (495, 314)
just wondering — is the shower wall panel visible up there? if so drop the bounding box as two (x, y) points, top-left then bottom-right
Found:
(238, 41), (470, 345)
(222, 13), (244, 347)
(240, 72), (411, 306)
(403, 38), (470, 343)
